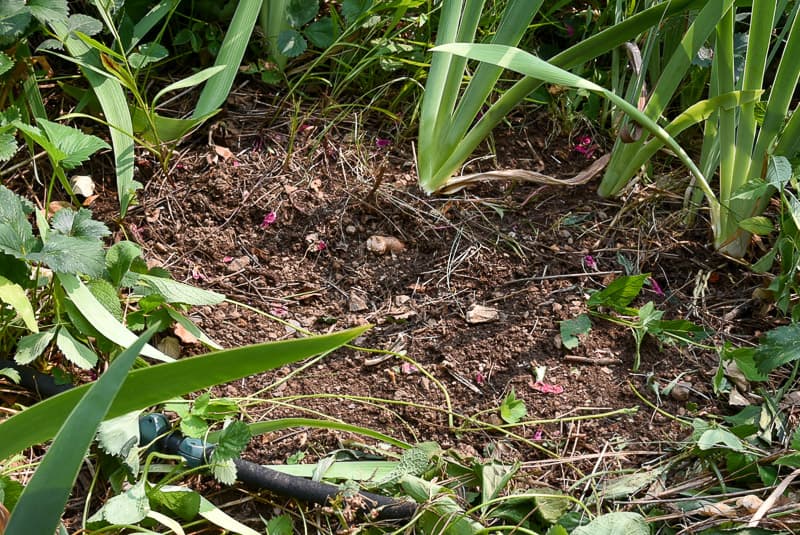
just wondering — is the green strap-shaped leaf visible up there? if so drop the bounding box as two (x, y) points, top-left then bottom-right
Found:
(193, 0), (263, 118)
(5, 324), (160, 535)
(57, 272), (171, 361)
(0, 326), (368, 461)
(50, 19), (140, 216)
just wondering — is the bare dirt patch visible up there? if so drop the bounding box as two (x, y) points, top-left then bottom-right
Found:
(84, 98), (767, 478)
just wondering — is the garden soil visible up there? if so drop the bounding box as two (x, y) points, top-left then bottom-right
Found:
(8, 89), (776, 527)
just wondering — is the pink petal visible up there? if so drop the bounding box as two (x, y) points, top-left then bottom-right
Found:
(475, 371), (485, 385)
(533, 429), (544, 440)
(260, 211), (277, 228)
(400, 362), (418, 375)
(222, 256), (233, 263)
(649, 277), (665, 296)
(316, 241), (327, 251)
(531, 381), (564, 394)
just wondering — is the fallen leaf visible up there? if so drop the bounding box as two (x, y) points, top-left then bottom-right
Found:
(173, 323), (200, 345)
(214, 144), (235, 160)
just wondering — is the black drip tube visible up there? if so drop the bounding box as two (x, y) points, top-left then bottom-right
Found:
(0, 360), (416, 522)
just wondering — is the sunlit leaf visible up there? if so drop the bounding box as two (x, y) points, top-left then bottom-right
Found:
(587, 274), (650, 311)
(0, 275), (37, 332)
(37, 118), (110, 169)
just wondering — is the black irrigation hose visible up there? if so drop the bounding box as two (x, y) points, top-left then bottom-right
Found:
(0, 360), (417, 522)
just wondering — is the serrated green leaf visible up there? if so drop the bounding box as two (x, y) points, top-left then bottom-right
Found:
(588, 274), (649, 311)
(560, 314), (591, 349)
(277, 29), (307, 57)
(87, 278), (123, 321)
(97, 410), (141, 458)
(572, 512), (648, 535)
(67, 13), (102, 36)
(0, 51), (12, 76)
(50, 208), (110, 240)
(27, 0), (68, 25)
(0, 274), (37, 332)
(14, 330), (56, 364)
(755, 323), (800, 375)
(305, 17), (336, 48)
(211, 420), (251, 462)
(500, 387), (527, 424)
(211, 457), (237, 485)
(136, 273), (225, 305)
(179, 414), (208, 438)
(56, 327), (98, 369)
(738, 216), (773, 235)
(0, 185), (37, 257)
(31, 233), (106, 277)
(0, 1), (30, 41)
(342, 0), (372, 25)
(286, 0), (318, 27)
(265, 514), (294, 535)
(36, 118), (110, 169)
(0, 132), (19, 162)
(98, 479), (150, 525)
(0, 132), (18, 161)
(106, 240), (142, 288)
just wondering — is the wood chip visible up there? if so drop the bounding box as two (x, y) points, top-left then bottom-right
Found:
(466, 304), (499, 324)
(349, 290), (368, 312)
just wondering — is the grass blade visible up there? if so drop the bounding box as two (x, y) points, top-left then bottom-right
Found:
(193, 0), (263, 118)
(0, 326), (368, 461)
(5, 324), (160, 535)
